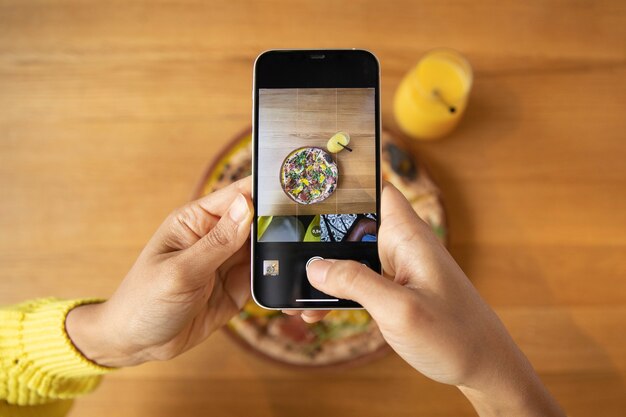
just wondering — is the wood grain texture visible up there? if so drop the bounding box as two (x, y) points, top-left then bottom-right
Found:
(257, 88), (376, 216)
(0, 0), (625, 416)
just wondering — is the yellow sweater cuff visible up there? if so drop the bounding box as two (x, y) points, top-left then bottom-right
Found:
(1, 298), (114, 405)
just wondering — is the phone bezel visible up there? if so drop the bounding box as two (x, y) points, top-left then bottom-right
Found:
(251, 49), (382, 310)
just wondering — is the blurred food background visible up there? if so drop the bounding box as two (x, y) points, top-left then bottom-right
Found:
(0, 1), (624, 416)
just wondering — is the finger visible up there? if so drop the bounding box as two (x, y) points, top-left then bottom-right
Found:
(195, 176), (251, 217)
(301, 310), (328, 323)
(378, 183), (439, 279)
(151, 176), (252, 252)
(177, 193), (253, 282)
(217, 238), (250, 275)
(280, 310), (328, 323)
(306, 258), (409, 319)
(218, 242), (252, 311)
(220, 261), (251, 311)
(282, 310), (300, 316)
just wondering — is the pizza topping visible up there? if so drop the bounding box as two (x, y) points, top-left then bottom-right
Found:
(385, 142), (417, 180)
(267, 315), (317, 344)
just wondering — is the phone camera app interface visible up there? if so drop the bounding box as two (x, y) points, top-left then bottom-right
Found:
(256, 88), (378, 306)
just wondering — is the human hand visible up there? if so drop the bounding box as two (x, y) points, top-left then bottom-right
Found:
(300, 184), (565, 416)
(66, 177), (253, 367)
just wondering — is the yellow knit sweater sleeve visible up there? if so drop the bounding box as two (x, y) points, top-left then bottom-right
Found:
(0, 298), (114, 417)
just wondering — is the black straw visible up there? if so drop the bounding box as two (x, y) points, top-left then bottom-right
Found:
(433, 89), (456, 113)
(338, 142), (353, 152)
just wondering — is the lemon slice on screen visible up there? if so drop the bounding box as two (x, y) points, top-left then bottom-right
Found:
(327, 132), (351, 153)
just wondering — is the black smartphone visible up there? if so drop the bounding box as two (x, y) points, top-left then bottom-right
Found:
(251, 49), (381, 309)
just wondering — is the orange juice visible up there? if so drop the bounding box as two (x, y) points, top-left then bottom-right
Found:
(394, 49), (473, 140)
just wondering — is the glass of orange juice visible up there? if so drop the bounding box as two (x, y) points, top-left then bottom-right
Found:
(393, 49), (473, 140)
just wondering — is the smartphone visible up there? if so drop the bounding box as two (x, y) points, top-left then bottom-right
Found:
(251, 49), (381, 309)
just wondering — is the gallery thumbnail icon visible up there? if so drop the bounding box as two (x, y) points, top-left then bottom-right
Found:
(263, 260), (279, 276)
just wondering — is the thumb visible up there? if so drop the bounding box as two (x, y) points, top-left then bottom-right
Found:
(180, 193), (253, 279)
(379, 183), (439, 278)
(306, 258), (409, 319)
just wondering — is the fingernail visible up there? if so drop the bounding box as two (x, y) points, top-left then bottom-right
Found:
(228, 194), (249, 222)
(301, 312), (318, 323)
(301, 311), (318, 322)
(306, 259), (331, 285)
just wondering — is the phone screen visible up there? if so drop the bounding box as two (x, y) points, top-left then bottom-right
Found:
(252, 50), (381, 309)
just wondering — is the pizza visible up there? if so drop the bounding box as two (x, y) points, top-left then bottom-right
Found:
(381, 130), (447, 242)
(280, 147), (338, 205)
(230, 303), (386, 367)
(193, 128), (447, 367)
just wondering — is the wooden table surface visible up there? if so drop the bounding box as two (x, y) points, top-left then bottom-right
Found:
(1, 1), (625, 416)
